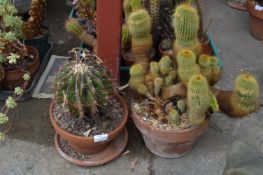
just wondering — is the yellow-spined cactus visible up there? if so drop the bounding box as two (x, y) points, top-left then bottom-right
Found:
(210, 56), (221, 85)
(177, 49), (200, 85)
(198, 54), (212, 83)
(187, 74), (210, 125)
(230, 73), (260, 117)
(129, 64), (145, 90)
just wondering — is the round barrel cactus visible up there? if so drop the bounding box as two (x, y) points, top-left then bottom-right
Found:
(54, 50), (112, 118)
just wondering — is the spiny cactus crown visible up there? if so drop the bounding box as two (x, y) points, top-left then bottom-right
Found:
(198, 54), (211, 67)
(55, 48), (112, 118)
(234, 73), (260, 105)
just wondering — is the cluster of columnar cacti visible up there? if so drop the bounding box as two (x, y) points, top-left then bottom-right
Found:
(23, 0), (47, 40)
(187, 74), (211, 125)
(130, 56), (188, 124)
(172, 3), (201, 56)
(65, 18), (96, 49)
(54, 48), (112, 118)
(230, 74), (260, 117)
(128, 0), (153, 69)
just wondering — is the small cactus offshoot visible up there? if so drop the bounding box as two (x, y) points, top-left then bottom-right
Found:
(54, 48), (112, 118)
(198, 54), (212, 83)
(210, 56), (221, 85)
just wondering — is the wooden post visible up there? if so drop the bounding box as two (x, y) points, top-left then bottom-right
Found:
(96, 0), (122, 87)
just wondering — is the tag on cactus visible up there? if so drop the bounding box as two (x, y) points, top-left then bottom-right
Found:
(209, 91), (219, 112)
(94, 134), (108, 142)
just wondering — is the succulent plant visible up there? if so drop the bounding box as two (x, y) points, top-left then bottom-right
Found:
(122, 24), (131, 48)
(172, 3), (201, 56)
(187, 74), (210, 125)
(128, 1), (153, 70)
(0, 0), (27, 65)
(123, 0), (131, 19)
(65, 18), (96, 49)
(158, 56), (172, 76)
(177, 49), (200, 85)
(129, 63), (145, 91)
(198, 54), (211, 82)
(54, 49), (112, 118)
(76, 0), (96, 21)
(230, 73), (260, 116)
(149, 0), (160, 31)
(23, 0), (47, 40)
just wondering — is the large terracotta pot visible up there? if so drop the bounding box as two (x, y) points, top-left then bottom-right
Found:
(247, 0), (263, 40)
(2, 46), (40, 90)
(50, 93), (128, 154)
(132, 111), (209, 158)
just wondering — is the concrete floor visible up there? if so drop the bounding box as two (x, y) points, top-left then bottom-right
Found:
(1, 0), (263, 175)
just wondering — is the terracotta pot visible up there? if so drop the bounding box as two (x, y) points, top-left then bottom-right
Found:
(226, 0), (247, 11)
(247, 0), (263, 40)
(201, 36), (213, 55)
(2, 46), (40, 90)
(132, 112), (209, 158)
(122, 46), (155, 66)
(50, 93), (128, 154)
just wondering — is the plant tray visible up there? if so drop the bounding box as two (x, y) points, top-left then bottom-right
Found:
(0, 42), (53, 101)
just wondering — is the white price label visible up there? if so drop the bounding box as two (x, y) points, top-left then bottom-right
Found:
(94, 134), (108, 142)
(255, 5), (263, 11)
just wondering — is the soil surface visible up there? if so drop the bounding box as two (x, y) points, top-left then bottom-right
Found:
(133, 99), (194, 131)
(53, 96), (124, 137)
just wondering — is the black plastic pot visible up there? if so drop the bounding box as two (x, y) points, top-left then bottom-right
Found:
(24, 25), (49, 60)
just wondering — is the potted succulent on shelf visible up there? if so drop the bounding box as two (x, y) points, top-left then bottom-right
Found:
(23, 0), (50, 59)
(247, 0), (263, 40)
(0, 0), (40, 90)
(49, 48), (128, 166)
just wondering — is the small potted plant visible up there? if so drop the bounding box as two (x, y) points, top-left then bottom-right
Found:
(247, 0), (263, 40)
(49, 48), (128, 166)
(23, 0), (50, 59)
(129, 47), (221, 158)
(0, 0), (40, 90)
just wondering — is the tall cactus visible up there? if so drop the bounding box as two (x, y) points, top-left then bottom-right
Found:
(231, 73), (260, 116)
(54, 49), (112, 118)
(187, 74), (210, 125)
(177, 49), (200, 85)
(128, 0), (153, 70)
(172, 3), (201, 56)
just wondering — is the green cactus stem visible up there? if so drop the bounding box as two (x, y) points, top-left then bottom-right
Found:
(187, 74), (210, 125)
(210, 56), (221, 85)
(198, 54), (212, 82)
(129, 64), (145, 91)
(230, 73), (260, 116)
(65, 18), (96, 49)
(168, 108), (181, 125)
(54, 50), (112, 118)
(177, 49), (200, 85)
(128, 7), (153, 70)
(158, 56), (172, 76)
(172, 3), (201, 56)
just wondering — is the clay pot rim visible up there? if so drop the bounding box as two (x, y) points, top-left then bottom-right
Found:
(50, 92), (128, 142)
(247, 0), (263, 20)
(121, 46), (155, 64)
(132, 110), (209, 134)
(3, 45), (39, 74)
